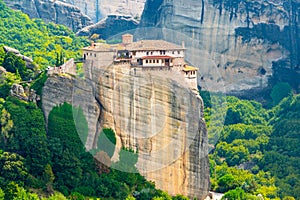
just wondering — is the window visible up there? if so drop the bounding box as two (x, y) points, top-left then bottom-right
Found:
(133, 51), (136, 56)
(149, 60), (152, 63)
(146, 52), (149, 55)
(151, 52), (153, 55)
(146, 60), (148, 63)
(94, 54), (96, 57)
(157, 60), (159, 63)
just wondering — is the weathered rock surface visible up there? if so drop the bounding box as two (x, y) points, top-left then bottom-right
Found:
(77, 15), (138, 38)
(61, 0), (146, 22)
(42, 74), (100, 147)
(42, 63), (210, 199)
(139, 0), (300, 94)
(3, 0), (93, 32)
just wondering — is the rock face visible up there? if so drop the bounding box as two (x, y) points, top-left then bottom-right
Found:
(139, 0), (300, 94)
(61, 0), (146, 22)
(42, 74), (100, 147)
(77, 15), (138, 38)
(42, 63), (210, 199)
(3, 0), (93, 32)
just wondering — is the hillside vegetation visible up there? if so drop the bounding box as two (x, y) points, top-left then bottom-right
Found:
(0, 0), (89, 69)
(203, 91), (300, 200)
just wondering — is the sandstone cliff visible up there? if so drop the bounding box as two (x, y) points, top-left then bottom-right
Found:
(42, 63), (210, 199)
(77, 15), (138, 39)
(61, 0), (146, 22)
(139, 0), (300, 94)
(4, 0), (93, 32)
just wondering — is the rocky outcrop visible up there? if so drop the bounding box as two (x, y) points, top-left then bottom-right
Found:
(10, 83), (40, 103)
(77, 15), (138, 38)
(42, 63), (210, 199)
(139, 0), (300, 94)
(61, 0), (146, 22)
(3, 0), (93, 32)
(3, 46), (35, 69)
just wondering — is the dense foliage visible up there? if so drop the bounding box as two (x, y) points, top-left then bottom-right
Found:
(0, 0), (89, 69)
(261, 95), (300, 198)
(203, 91), (300, 200)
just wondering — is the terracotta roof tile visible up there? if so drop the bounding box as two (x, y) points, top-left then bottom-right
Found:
(125, 40), (185, 51)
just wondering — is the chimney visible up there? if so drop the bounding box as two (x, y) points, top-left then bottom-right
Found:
(122, 34), (133, 45)
(182, 41), (185, 49)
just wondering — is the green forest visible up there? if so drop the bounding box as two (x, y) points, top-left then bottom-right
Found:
(0, 0), (299, 199)
(202, 90), (300, 200)
(0, 0), (89, 69)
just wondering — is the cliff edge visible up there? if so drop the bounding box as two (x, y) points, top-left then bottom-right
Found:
(42, 62), (210, 199)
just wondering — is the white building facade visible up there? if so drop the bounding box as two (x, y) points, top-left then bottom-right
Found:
(82, 34), (198, 90)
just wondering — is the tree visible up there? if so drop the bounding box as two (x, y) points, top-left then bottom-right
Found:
(0, 46), (5, 66)
(0, 152), (28, 184)
(43, 164), (55, 194)
(3, 182), (38, 200)
(217, 174), (236, 193)
(0, 108), (13, 147)
(48, 103), (86, 157)
(0, 188), (4, 200)
(2, 53), (28, 80)
(4, 182), (19, 200)
(221, 188), (246, 200)
(68, 192), (84, 200)
(2, 53), (17, 73)
(270, 82), (292, 106)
